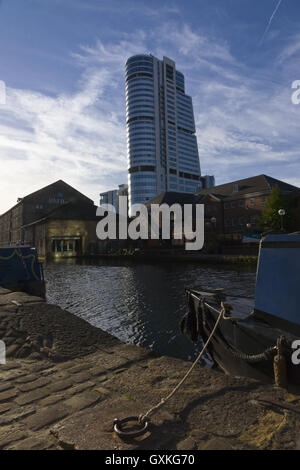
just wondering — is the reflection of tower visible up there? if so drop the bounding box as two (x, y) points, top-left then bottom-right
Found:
(125, 54), (202, 213)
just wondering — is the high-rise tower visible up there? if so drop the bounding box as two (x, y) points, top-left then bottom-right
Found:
(125, 54), (202, 212)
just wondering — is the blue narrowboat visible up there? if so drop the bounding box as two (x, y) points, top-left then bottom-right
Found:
(183, 233), (300, 386)
(0, 246), (46, 298)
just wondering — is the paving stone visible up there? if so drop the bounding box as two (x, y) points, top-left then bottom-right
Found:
(0, 388), (17, 402)
(15, 374), (38, 384)
(63, 391), (101, 412)
(2, 370), (29, 381)
(0, 381), (14, 393)
(0, 430), (28, 449)
(0, 408), (35, 425)
(46, 379), (73, 393)
(93, 386), (111, 396)
(39, 394), (65, 407)
(15, 387), (50, 405)
(40, 367), (58, 377)
(176, 436), (197, 450)
(0, 403), (12, 414)
(52, 361), (76, 371)
(67, 382), (95, 395)
(17, 377), (51, 392)
(27, 363), (52, 373)
(69, 371), (93, 383)
(0, 362), (20, 371)
(64, 363), (90, 375)
(88, 366), (108, 377)
(46, 371), (68, 381)
(23, 404), (70, 430)
(8, 436), (57, 450)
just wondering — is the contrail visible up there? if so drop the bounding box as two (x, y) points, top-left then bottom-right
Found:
(260, 0), (283, 45)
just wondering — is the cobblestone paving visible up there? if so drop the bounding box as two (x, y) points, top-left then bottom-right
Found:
(1, 288), (300, 450)
(0, 344), (152, 450)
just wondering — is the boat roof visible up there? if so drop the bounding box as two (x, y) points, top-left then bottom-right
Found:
(261, 233), (300, 244)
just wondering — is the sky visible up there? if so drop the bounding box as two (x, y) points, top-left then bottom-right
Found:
(0, 0), (300, 214)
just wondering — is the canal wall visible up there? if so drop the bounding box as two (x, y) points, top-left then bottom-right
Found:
(93, 251), (258, 266)
(0, 287), (299, 450)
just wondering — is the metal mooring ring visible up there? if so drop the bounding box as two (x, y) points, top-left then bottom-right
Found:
(113, 416), (150, 438)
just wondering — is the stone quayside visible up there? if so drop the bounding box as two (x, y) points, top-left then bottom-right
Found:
(0, 287), (300, 450)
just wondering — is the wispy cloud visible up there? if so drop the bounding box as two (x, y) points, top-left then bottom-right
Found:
(0, 65), (128, 212)
(259, 0), (283, 45)
(0, 16), (299, 214)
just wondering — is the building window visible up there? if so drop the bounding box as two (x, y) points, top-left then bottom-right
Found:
(51, 239), (79, 254)
(239, 217), (245, 225)
(233, 184), (241, 192)
(224, 203), (229, 209)
(232, 218), (235, 226)
(249, 198), (255, 206)
(231, 201), (235, 208)
(239, 200), (244, 207)
(261, 196), (266, 204)
(36, 204), (43, 209)
(166, 64), (174, 81)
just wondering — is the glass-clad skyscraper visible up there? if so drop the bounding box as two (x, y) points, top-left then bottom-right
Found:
(125, 54), (203, 212)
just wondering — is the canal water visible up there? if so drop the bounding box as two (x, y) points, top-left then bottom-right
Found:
(44, 259), (256, 363)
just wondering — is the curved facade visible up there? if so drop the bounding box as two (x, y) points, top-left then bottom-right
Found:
(126, 54), (202, 212)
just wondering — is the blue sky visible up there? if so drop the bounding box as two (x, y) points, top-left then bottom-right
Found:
(0, 0), (300, 213)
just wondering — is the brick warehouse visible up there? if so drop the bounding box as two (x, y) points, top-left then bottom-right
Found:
(196, 174), (299, 237)
(142, 174), (299, 255)
(0, 180), (99, 258)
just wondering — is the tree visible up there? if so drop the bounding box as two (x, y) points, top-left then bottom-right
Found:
(259, 185), (292, 232)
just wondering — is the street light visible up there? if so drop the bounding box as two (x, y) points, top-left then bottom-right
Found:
(278, 209), (286, 232)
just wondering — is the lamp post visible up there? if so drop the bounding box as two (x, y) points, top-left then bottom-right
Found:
(278, 209), (286, 232)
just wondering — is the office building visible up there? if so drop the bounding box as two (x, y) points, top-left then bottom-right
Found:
(99, 184), (129, 213)
(125, 54), (210, 213)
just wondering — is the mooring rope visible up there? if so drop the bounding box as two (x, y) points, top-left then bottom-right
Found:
(204, 299), (278, 363)
(138, 302), (225, 424)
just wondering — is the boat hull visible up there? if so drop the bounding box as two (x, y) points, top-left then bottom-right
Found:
(186, 289), (300, 386)
(0, 246), (46, 299)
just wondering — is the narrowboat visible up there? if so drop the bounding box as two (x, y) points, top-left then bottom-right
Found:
(182, 233), (300, 385)
(0, 246), (46, 298)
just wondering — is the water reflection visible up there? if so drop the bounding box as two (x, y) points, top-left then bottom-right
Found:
(44, 258), (256, 362)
